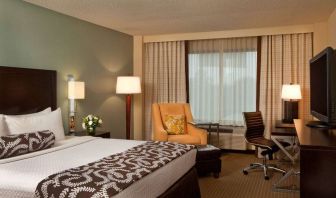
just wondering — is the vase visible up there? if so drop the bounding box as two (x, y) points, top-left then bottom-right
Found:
(87, 127), (96, 135)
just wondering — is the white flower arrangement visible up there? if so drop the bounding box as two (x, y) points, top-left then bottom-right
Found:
(82, 114), (103, 133)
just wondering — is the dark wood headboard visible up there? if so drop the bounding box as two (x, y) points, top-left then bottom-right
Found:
(0, 66), (57, 115)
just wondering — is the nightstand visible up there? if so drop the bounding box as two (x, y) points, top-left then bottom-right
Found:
(70, 131), (110, 138)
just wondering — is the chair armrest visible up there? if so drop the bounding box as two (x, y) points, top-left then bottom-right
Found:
(154, 128), (168, 141)
(152, 103), (168, 142)
(188, 124), (208, 145)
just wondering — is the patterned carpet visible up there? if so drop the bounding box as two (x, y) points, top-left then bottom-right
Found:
(199, 153), (300, 198)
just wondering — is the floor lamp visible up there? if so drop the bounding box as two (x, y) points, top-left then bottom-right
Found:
(116, 76), (141, 139)
(281, 84), (302, 123)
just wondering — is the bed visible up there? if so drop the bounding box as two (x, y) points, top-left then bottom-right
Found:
(0, 66), (200, 198)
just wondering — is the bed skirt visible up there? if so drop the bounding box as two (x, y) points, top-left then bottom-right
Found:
(159, 167), (201, 198)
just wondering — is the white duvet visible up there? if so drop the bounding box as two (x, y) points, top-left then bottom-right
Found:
(0, 136), (196, 198)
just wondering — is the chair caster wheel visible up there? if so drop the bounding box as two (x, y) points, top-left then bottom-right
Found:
(243, 170), (248, 175)
(264, 176), (269, 180)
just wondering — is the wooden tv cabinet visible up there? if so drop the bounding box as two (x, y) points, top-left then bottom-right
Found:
(294, 119), (336, 198)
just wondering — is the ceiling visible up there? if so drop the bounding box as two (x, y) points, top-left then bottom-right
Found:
(24, 0), (336, 36)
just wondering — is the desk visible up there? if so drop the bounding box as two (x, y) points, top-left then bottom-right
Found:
(294, 119), (336, 198)
(271, 127), (298, 163)
(271, 127), (299, 192)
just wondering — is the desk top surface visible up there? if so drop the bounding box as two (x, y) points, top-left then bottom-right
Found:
(271, 127), (296, 136)
(294, 119), (336, 150)
(275, 120), (295, 128)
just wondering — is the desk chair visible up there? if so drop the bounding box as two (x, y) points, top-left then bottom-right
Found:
(242, 112), (289, 180)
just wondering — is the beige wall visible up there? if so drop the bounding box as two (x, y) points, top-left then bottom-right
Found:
(313, 22), (329, 55)
(133, 36), (144, 140)
(328, 8), (336, 48)
(0, 0), (133, 139)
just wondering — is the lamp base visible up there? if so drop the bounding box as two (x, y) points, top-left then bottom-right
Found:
(69, 99), (76, 132)
(126, 94), (131, 140)
(283, 101), (298, 124)
(69, 114), (76, 132)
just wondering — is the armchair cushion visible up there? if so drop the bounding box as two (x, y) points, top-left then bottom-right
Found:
(164, 114), (186, 135)
(168, 134), (201, 145)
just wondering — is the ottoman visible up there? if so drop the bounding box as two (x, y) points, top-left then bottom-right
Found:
(196, 144), (222, 178)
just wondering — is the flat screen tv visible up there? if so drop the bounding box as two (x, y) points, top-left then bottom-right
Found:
(308, 47), (336, 128)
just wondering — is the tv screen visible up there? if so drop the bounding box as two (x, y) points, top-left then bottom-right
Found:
(309, 46), (336, 126)
(310, 53), (328, 118)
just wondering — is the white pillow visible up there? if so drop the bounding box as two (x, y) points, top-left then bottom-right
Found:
(5, 108), (65, 141)
(0, 107), (51, 137)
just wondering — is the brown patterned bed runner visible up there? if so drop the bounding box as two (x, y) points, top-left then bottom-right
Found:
(34, 141), (195, 198)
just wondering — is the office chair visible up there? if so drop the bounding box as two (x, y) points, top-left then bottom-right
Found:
(242, 112), (289, 180)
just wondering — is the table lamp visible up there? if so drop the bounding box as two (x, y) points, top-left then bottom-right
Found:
(116, 76), (141, 139)
(68, 79), (85, 132)
(281, 84), (302, 123)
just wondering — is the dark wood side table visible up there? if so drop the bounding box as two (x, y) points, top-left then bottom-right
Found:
(196, 144), (222, 178)
(70, 131), (111, 138)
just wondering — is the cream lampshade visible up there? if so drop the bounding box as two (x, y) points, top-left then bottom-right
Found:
(116, 76), (141, 94)
(281, 84), (301, 123)
(116, 76), (141, 140)
(281, 84), (302, 100)
(68, 81), (85, 99)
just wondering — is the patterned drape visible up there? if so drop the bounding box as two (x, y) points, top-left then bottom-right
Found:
(260, 33), (313, 138)
(144, 41), (187, 140)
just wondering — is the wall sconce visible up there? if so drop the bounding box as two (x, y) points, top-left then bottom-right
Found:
(68, 76), (85, 132)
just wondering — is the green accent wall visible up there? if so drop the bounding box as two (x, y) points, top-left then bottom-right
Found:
(0, 0), (133, 139)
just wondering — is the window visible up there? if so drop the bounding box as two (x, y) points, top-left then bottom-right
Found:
(188, 37), (258, 126)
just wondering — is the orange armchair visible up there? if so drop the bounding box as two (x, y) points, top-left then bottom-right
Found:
(152, 103), (207, 145)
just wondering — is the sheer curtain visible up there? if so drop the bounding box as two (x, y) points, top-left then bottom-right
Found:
(188, 37), (258, 126)
(144, 41), (187, 140)
(260, 33), (313, 138)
